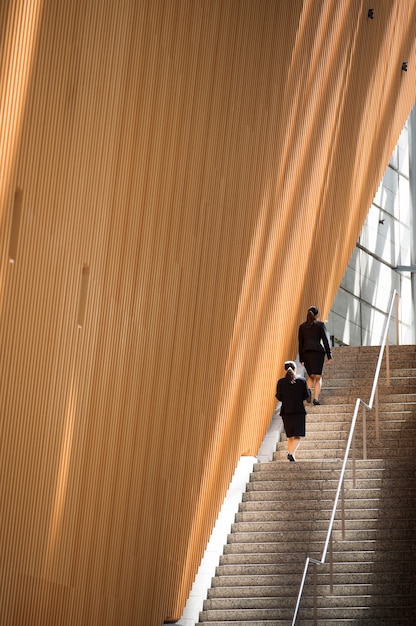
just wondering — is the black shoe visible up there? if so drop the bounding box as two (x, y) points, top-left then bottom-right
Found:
(287, 453), (296, 462)
(313, 399), (321, 405)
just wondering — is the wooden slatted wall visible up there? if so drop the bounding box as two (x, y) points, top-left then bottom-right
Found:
(0, 1), (415, 624)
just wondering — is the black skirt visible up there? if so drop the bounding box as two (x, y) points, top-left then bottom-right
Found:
(282, 412), (305, 438)
(303, 350), (325, 376)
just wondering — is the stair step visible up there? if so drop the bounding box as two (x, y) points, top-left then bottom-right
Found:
(252, 462), (415, 477)
(222, 538), (414, 556)
(199, 617), (416, 626)
(231, 517), (415, 533)
(241, 488), (415, 503)
(204, 583), (414, 607)
(246, 477), (415, 491)
(219, 549), (416, 566)
(199, 603), (416, 621)
(214, 562), (416, 578)
(272, 447), (416, 460)
(208, 576), (415, 594)
(254, 457), (413, 469)
(227, 528), (415, 545)
(236, 506), (416, 522)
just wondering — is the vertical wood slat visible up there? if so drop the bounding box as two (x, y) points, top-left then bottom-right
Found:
(8, 187), (23, 262)
(0, 1), (415, 625)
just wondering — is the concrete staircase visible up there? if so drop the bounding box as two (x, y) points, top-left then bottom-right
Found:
(196, 345), (416, 625)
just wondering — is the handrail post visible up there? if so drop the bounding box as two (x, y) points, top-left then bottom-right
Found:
(313, 562), (317, 625)
(375, 386), (379, 442)
(386, 341), (390, 386)
(329, 533), (333, 594)
(341, 480), (345, 540)
(352, 428), (356, 488)
(395, 291), (399, 344)
(362, 405), (367, 460)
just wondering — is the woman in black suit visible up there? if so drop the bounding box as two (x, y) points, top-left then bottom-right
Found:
(298, 305), (332, 405)
(276, 361), (311, 462)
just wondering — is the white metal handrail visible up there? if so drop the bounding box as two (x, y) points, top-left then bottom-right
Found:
(291, 290), (398, 626)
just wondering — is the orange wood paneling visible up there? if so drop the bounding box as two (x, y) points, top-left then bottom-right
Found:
(0, 1), (415, 624)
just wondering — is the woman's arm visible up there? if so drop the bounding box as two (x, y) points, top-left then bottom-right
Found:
(320, 322), (332, 360)
(298, 325), (304, 363)
(275, 380), (281, 400)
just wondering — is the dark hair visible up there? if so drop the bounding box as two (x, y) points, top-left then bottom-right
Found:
(306, 306), (318, 327)
(284, 360), (296, 384)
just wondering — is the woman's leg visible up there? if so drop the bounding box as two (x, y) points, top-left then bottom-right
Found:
(307, 373), (315, 396)
(287, 436), (301, 457)
(313, 375), (322, 401)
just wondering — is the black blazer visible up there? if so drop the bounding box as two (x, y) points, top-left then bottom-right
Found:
(276, 376), (310, 415)
(298, 320), (332, 363)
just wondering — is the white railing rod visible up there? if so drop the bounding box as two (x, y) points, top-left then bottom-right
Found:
(320, 398), (361, 562)
(368, 289), (397, 407)
(291, 557), (312, 623)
